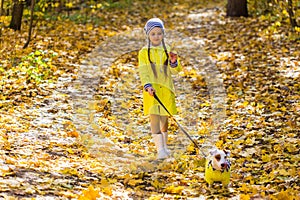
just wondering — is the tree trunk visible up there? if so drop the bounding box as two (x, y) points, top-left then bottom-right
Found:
(0, 0), (4, 16)
(9, 0), (24, 30)
(227, 0), (248, 17)
(23, 0), (35, 49)
(287, 0), (298, 28)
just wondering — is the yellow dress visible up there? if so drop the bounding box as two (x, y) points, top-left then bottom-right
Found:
(138, 45), (182, 116)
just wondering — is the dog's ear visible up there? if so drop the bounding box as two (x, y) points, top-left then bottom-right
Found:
(223, 150), (230, 157)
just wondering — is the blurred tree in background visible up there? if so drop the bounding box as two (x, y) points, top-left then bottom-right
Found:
(227, 0), (299, 30)
(248, 0), (299, 29)
(227, 0), (248, 17)
(9, 0), (24, 30)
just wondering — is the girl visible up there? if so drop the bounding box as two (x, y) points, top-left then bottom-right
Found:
(138, 18), (182, 159)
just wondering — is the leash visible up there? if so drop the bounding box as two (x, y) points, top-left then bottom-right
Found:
(153, 93), (207, 158)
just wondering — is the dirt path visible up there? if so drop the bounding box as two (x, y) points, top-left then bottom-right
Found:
(1, 7), (230, 199)
(70, 27), (227, 171)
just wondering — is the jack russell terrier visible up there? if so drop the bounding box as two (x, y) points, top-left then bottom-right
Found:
(205, 149), (231, 187)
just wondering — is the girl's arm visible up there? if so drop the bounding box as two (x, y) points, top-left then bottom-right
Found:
(169, 56), (182, 74)
(168, 48), (182, 74)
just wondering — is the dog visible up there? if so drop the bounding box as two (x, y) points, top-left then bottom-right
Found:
(204, 149), (231, 187)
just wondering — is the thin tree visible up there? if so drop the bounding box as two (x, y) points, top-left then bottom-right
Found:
(23, 0), (35, 49)
(287, 0), (298, 28)
(9, 0), (24, 30)
(0, 0), (3, 46)
(0, 0), (4, 16)
(227, 0), (248, 17)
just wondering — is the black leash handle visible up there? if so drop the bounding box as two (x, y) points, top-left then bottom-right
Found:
(153, 93), (206, 157)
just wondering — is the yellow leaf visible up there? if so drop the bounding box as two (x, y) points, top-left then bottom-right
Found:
(164, 184), (184, 194)
(53, 2), (60, 7)
(200, 102), (210, 107)
(67, 130), (79, 138)
(274, 190), (294, 200)
(246, 122), (252, 129)
(240, 183), (250, 192)
(186, 144), (195, 152)
(278, 169), (289, 176)
(240, 194), (251, 200)
(245, 137), (254, 145)
(78, 185), (100, 200)
(280, 106), (286, 112)
(285, 144), (296, 153)
(67, 148), (74, 154)
(274, 21), (281, 27)
(102, 187), (112, 196)
(262, 154), (271, 162)
(151, 179), (164, 189)
(243, 101), (249, 107)
(148, 196), (163, 200)
(257, 103), (264, 109)
(100, 178), (110, 187)
(61, 168), (79, 176)
(97, 3), (102, 8)
(65, 2), (73, 8)
(282, 10), (288, 16)
(127, 179), (144, 187)
(86, 25), (94, 31)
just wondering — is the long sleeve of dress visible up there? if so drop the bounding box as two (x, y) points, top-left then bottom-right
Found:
(138, 49), (151, 87)
(169, 58), (182, 75)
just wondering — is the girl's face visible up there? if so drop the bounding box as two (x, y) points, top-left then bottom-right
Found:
(148, 27), (164, 46)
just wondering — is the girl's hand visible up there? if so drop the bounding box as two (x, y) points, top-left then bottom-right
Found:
(169, 52), (177, 64)
(147, 86), (155, 96)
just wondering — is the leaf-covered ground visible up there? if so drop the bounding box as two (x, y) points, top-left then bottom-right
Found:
(0, 0), (299, 199)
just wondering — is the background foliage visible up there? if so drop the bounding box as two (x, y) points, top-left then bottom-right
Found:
(0, 0), (299, 199)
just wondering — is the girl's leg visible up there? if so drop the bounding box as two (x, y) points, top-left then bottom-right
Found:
(150, 114), (161, 134)
(160, 116), (168, 132)
(150, 114), (168, 159)
(160, 116), (170, 155)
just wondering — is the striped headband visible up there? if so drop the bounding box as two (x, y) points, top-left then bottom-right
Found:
(144, 18), (165, 35)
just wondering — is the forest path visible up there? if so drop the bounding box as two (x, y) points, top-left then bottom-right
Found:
(2, 1), (299, 199)
(69, 21), (226, 172)
(1, 7), (230, 199)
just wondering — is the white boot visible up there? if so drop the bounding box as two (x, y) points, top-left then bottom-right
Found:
(162, 132), (171, 156)
(152, 134), (169, 159)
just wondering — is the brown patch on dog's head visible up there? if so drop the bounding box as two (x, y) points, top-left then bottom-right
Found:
(215, 154), (221, 161)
